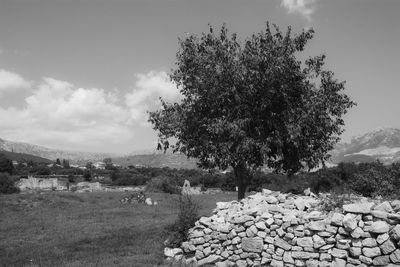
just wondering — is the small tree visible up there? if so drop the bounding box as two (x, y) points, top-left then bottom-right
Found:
(0, 173), (20, 194)
(149, 23), (355, 200)
(0, 154), (13, 175)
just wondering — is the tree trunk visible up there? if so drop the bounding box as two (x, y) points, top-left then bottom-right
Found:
(234, 162), (250, 201)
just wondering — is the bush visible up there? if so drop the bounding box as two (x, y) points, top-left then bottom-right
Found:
(0, 173), (20, 194)
(112, 174), (150, 186)
(83, 171), (92, 181)
(165, 195), (200, 247)
(146, 176), (181, 194)
(348, 162), (394, 197)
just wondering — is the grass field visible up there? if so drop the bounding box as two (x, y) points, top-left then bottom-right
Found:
(0, 191), (237, 267)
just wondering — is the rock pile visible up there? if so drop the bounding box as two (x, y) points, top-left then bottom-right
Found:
(165, 189), (400, 266)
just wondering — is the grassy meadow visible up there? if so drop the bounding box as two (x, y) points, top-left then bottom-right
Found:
(0, 191), (237, 267)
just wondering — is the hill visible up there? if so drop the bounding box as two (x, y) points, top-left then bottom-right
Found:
(330, 127), (400, 164)
(0, 150), (52, 164)
(0, 138), (116, 163)
(112, 152), (198, 169)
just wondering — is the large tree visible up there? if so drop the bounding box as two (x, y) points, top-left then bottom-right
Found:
(149, 23), (355, 200)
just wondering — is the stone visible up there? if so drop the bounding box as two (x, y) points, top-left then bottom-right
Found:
(371, 210), (389, 220)
(291, 251), (319, 259)
(374, 201), (393, 212)
(266, 195), (279, 204)
(296, 237), (313, 247)
(390, 225), (400, 241)
(307, 221), (325, 231)
(349, 247), (361, 257)
(359, 255), (373, 265)
(334, 258), (346, 267)
(236, 259), (247, 267)
(343, 213), (357, 231)
(367, 221), (389, 233)
(164, 247), (183, 257)
(377, 233), (389, 244)
(270, 259), (284, 267)
(283, 251), (294, 264)
(312, 234), (325, 248)
(362, 247), (381, 258)
(380, 239), (396, 254)
(255, 221), (266, 230)
(362, 237), (377, 247)
(343, 202), (374, 214)
(195, 250), (205, 260)
(241, 237), (263, 253)
(350, 227), (363, 238)
(274, 238), (292, 251)
(373, 255), (390, 266)
(390, 249), (400, 263)
(197, 255), (222, 265)
(331, 248), (348, 259)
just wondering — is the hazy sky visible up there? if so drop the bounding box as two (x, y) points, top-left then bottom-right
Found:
(0, 0), (399, 153)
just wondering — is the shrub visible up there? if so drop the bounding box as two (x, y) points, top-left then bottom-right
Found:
(83, 171), (92, 181)
(146, 176), (181, 194)
(348, 162), (394, 197)
(112, 174), (150, 186)
(0, 173), (20, 194)
(67, 174), (75, 183)
(165, 195), (200, 247)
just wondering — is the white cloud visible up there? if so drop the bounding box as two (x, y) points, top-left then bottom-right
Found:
(0, 69), (31, 92)
(281, 0), (317, 21)
(125, 71), (181, 123)
(0, 76), (133, 152)
(0, 70), (181, 153)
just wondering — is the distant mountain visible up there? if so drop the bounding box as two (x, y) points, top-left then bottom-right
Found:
(0, 150), (52, 164)
(0, 138), (115, 163)
(330, 127), (400, 164)
(112, 152), (198, 169)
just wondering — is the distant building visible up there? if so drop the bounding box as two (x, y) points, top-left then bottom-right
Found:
(93, 161), (106, 169)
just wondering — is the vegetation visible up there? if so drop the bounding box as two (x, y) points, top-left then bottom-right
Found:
(0, 191), (236, 266)
(165, 195), (200, 247)
(149, 23), (355, 200)
(0, 172), (20, 194)
(0, 153), (14, 174)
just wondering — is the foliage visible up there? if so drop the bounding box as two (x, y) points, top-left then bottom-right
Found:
(30, 165), (51, 175)
(165, 195), (200, 248)
(146, 176), (181, 194)
(149, 23), (355, 199)
(0, 172), (20, 194)
(112, 173), (150, 186)
(0, 153), (14, 175)
(348, 161), (395, 197)
(83, 171), (92, 181)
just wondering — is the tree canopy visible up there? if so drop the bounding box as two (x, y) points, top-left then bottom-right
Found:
(149, 23), (355, 199)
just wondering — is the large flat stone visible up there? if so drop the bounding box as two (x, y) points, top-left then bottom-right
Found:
(343, 202), (374, 214)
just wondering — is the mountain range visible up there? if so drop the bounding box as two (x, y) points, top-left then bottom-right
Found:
(2, 127), (400, 167)
(330, 127), (400, 164)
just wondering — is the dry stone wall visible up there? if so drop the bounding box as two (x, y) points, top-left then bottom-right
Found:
(165, 189), (400, 266)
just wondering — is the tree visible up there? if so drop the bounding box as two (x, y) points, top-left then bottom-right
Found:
(0, 154), (13, 175)
(149, 23), (355, 200)
(0, 173), (19, 194)
(62, 159), (70, 169)
(56, 158), (61, 165)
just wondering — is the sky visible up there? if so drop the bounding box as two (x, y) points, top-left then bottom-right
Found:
(0, 0), (399, 154)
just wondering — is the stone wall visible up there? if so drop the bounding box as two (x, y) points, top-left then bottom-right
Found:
(165, 189), (400, 266)
(17, 176), (68, 191)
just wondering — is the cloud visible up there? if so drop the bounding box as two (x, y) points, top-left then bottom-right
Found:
(0, 76), (133, 152)
(0, 70), (181, 152)
(281, 0), (317, 21)
(125, 71), (181, 123)
(0, 69), (31, 92)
